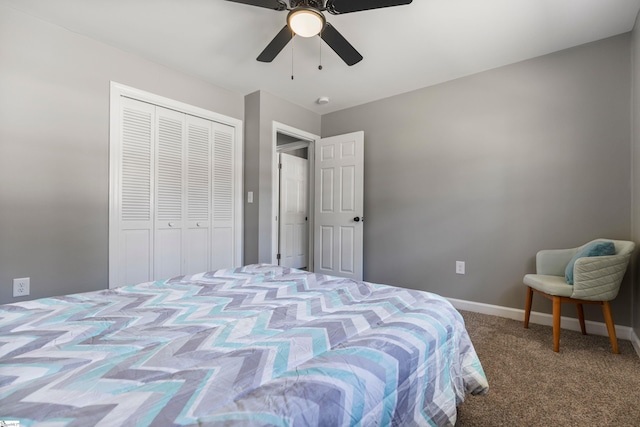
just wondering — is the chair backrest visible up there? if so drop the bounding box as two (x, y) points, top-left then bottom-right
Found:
(571, 239), (635, 301)
(580, 238), (635, 257)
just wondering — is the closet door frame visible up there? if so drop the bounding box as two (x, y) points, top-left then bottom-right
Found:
(109, 82), (243, 288)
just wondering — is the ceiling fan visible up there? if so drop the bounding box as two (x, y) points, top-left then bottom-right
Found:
(226, 0), (413, 66)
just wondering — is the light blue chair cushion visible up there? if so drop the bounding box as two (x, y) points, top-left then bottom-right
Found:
(564, 241), (615, 285)
(523, 274), (574, 297)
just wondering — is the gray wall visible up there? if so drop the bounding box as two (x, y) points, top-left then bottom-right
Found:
(632, 13), (640, 337)
(0, 5), (243, 304)
(243, 90), (320, 264)
(322, 35), (633, 325)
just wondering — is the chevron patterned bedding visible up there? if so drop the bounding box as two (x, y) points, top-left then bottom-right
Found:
(0, 264), (488, 426)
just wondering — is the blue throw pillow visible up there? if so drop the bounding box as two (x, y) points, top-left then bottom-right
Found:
(565, 241), (616, 284)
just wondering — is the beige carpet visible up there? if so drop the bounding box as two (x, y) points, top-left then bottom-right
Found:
(456, 310), (640, 426)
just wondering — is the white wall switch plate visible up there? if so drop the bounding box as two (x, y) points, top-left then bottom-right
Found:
(13, 277), (30, 297)
(247, 191), (253, 203)
(456, 261), (465, 275)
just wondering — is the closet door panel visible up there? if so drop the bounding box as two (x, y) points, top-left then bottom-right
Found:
(187, 230), (210, 273)
(211, 122), (236, 270)
(185, 115), (212, 274)
(212, 228), (233, 270)
(154, 107), (185, 279)
(121, 230), (152, 285)
(155, 229), (183, 279)
(118, 98), (155, 285)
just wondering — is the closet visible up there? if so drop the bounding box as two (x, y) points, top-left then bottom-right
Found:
(109, 84), (242, 288)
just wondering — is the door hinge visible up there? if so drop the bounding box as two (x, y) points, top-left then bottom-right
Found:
(277, 253), (281, 260)
(278, 163), (282, 169)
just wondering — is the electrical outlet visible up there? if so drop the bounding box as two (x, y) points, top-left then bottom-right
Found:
(13, 277), (30, 297)
(456, 261), (465, 275)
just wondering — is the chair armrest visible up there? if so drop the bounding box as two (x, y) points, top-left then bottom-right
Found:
(536, 248), (576, 276)
(572, 254), (631, 301)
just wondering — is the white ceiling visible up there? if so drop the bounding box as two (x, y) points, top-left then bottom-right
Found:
(4, 0), (640, 113)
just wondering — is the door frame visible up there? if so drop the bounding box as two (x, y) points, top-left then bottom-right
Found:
(271, 121), (319, 269)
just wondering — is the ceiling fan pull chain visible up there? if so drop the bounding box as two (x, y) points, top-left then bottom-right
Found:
(318, 35), (323, 70)
(291, 36), (295, 80)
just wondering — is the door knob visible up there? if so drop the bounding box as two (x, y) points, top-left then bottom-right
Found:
(354, 217), (360, 222)
(168, 222), (174, 227)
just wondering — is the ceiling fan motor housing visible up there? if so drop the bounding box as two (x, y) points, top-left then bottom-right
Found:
(289, 0), (324, 9)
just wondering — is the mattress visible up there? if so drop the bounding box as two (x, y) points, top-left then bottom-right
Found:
(0, 265), (488, 426)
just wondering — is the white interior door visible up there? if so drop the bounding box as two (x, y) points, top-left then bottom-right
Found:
(116, 97), (155, 286)
(211, 122), (238, 270)
(279, 153), (308, 268)
(185, 115), (212, 274)
(314, 131), (364, 280)
(154, 107), (185, 280)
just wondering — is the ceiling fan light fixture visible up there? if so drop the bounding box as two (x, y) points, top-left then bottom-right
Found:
(287, 7), (325, 37)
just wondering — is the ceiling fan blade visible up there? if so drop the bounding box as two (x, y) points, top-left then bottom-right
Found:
(257, 25), (293, 62)
(226, 0), (286, 11)
(326, 0), (412, 14)
(320, 23), (362, 66)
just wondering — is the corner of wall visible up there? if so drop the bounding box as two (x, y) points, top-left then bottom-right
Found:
(631, 9), (640, 336)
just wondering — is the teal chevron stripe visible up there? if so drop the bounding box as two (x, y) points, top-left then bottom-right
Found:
(339, 347), (400, 421)
(0, 363), (69, 400)
(17, 418), (68, 427)
(174, 367), (219, 425)
(212, 319), (262, 349)
(64, 354), (145, 393)
(249, 310), (282, 337)
(247, 341), (292, 374)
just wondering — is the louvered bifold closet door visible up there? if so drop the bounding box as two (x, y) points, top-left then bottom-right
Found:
(185, 115), (212, 274)
(211, 122), (236, 270)
(154, 107), (186, 280)
(111, 85), (243, 288)
(118, 98), (155, 286)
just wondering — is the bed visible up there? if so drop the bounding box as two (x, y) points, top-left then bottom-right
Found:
(0, 265), (488, 426)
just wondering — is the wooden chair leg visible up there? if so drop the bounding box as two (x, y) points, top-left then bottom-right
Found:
(602, 301), (619, 354)
(552, 296), (561, 352)
(576, 304), (586, 335)
(524, 286), (533, 329)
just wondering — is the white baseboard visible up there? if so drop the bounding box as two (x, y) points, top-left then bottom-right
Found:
(447, 297), (640, 358)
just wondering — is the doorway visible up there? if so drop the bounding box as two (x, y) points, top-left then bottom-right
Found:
(271, 122), (318, 270)
(278, 145), (309, 269)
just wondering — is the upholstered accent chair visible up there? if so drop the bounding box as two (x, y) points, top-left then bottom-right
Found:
(523, 239), (635, 353)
